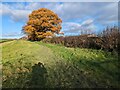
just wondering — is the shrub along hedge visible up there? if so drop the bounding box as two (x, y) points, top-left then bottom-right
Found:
(42, 26), (120, 52)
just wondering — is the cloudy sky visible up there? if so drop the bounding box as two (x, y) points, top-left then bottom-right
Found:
(0, 2), (118, 39)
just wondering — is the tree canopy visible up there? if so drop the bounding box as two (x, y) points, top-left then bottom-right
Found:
(23, 8), (62, 41)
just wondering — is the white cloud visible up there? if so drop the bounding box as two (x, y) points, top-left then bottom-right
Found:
(1, 2), (118, 24)
(62, 18), (97, 35)
(62, 22), (81, 34)
(1, 4), (11, 15)
(25, 3), (42, 10)
(81, 19), (94, 26)
(1, 3), (31, 22)
(11, 10), (31, 22)
(1, 2), (118, 36)
(2, 32), (23, 37)
(95, 2), (118, 25)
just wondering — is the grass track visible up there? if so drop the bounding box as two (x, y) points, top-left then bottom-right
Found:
(1, 40), (120, 88)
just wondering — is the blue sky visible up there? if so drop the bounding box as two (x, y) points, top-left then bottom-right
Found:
(0, 2), (118, 39)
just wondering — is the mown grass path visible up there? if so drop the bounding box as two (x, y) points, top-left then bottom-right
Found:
(2, 40), (60, 67)
(2, 40), (64, 88)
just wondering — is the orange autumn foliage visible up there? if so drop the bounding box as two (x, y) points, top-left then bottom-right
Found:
(23, 8), (62, 41)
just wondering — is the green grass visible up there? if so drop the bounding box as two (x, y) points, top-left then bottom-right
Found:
(0, 39), (13, 43)
(1, 40), (119, 88)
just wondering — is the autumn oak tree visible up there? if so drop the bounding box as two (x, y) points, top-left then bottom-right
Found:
(22, 8), (62, 41)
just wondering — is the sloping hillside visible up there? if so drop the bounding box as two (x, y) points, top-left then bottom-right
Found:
(1, 40), (119, 88)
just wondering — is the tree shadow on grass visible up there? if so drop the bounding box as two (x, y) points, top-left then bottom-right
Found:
(29, 62), (47, 88)
(2, 62), (48, 88)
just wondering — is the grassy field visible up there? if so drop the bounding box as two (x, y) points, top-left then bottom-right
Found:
(1, 40), (119, 88)
(0, 39), (14, 43)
